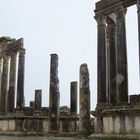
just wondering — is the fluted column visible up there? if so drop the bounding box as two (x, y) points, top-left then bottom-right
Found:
(107, 18), (117, 106)
(8, 53), (17, 112)
(70, 81), (77, 115)
(0, 55), (9, 113)
(95, 14), (108, 108)
(137, 0), (140, 78)
(48, 54), (60, 133)
(115, 6), (128, 104)
(79, 64), (90, 135)
(16, 49), (25, 111)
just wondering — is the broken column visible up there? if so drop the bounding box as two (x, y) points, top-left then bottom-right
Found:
(95, 14), (107, 108)
(70, 81), (77, 115)
(115, 6), (128, 104)
(8, 52), (17, 112)
(16, 48), (25, 112)
(48, 54), (60, 133)
(0, 55), (9, 113)
(34, 89), (42, 112)
(79, 64), (90, 135)
(107, 18), (117, 106)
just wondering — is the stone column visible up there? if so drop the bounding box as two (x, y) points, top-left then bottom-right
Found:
(34, 89), (42, 112)
(7, 53), (17, 112)
(107, 18), (117, 106)
(95, 14), (108, 108)
(16, 49), (25, 111)
(0, 55), (9, 113)
(48, 54), (60, 133)
(137, 0), (140, 78)
(79, 64), (90, 135)
(70, 81), (77, 115)
(115, 6), (128, 104)
(0, 58), (3, 104)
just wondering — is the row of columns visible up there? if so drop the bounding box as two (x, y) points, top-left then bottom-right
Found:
(0, 44), (25, 113)
(48, 54), (91, 134)
(96, 5), (129, 108)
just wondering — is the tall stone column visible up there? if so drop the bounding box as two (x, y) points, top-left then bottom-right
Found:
(48, 54), (60, 133)
(115, 6), (128, 104)
(0, 58), (3, 105)
(16, 49), (25, 112)
(0, 55), (9, 113)
(107, 18), (117, 106)
(79, 64), (90, 135)
(34, 89), (42, 112)
(137, 0), (140, 78)
(95, 14), (108, 108)
(8, 53), (17, 112)
(70, 81), (77, 115)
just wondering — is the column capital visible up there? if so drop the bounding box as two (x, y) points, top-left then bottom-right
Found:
(95, 14), (107, 26)
(115, 6), (127, 19)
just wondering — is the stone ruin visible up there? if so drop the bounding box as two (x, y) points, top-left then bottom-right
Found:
(0, 0), (140, 140)
(0, 37), (94, 136)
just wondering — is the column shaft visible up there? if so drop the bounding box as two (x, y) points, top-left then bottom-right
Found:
(16, 49), (25, 111)
(48, 54), (60, 133)
(8, 53), (17, 112)
(0, 58), (3, 105)
(34, 89), (42, 112)
(107, 18), (117, 106)
(0, 56), (9, 113)
(115, 6), (128, 104)
(79, 64), (90, 134)
(70, 81), (77, 115)
(95, 14), (108, 108)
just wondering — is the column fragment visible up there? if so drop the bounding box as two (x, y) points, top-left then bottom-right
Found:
(48, 54), (60, 133)
(70, 81), (77, 115)
(79, 64), (90, 134)
(34, 89), (42, 112)
(8, 53), (17, 112)
(95, 14), (108, 108)
(16, 49), (25, 111)
(115, 6), (128, 104)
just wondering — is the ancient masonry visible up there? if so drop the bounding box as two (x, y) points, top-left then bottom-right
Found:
(0, 0), (140, 140)
(0, 37), (93, 136)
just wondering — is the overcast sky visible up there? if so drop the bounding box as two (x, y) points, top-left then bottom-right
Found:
(0, 0), (139, 110)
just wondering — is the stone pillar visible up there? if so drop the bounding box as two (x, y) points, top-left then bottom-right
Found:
(79, 64), (90, 135)
(16, 49), (25, 111)
(137, 0), (140, 78)
(107, 18), (117, 106)
(115, 6), (128, 104)
(48, 54), (60, 133)
(70, 81), (77, 115)
(95, 14), (108, 108)
(34, 89), (42, 112)
(0, 58), (3, 104)
(0, 55), (9, 113)
(7, 53), (17, 112)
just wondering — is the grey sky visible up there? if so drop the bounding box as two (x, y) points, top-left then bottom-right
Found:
(0, 0), (139, 110)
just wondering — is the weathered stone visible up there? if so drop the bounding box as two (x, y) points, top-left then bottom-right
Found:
(34, 89), (42, 112)
(0, 55), (9, 113)
(95, 14), (107, 108)
(115, 6), (128, 104)
(48, 54), (60, 133)
(107, 17), (117, 106)
(7, 53), (17, 112)
(30, 101), (35, 108)
(70, 81), (77, 115)
(16, 48), (25, 111)
(79, 64), (90, 135)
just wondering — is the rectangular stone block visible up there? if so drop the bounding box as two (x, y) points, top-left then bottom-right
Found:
(8, 120), (16, 131)
(42, 120), (49, 132)
(2, 120), (8, 131)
